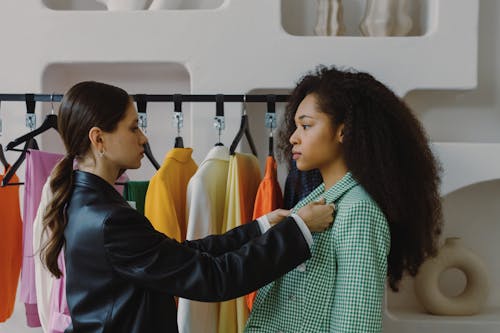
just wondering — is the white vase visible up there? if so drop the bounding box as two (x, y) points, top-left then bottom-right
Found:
(314, 0), (345, 36)
(96, 0), (149, 11)
(393, 0), (412, 36)
(314, 0), (329, 36)
(360, 0), (396, 36)
(359, 0), (413, 36)
(148, 0), (183, 10)
(329, 0), (346, 36)
(414, 237), (490, 316)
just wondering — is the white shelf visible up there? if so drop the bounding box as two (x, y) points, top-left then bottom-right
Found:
(432, 142), (500, 196)
(384, 307), (500, 333)
(384, 143), (500, 332)
(388, 306), (500, 323)
(0, 1), (484, 333)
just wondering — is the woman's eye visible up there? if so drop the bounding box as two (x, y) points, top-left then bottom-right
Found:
(302, 124), (310, 130)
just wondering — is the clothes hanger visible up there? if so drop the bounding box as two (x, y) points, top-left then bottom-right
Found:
(135, 94), (161, 170)
(0, 102), (9, 170)
(1, 137), (38, 187)
(214, 94), (225, 147)
(173, 94), (184, 148)
(2, 95), (44, 186)
(229, 95), (258, 156)
(143, 142), (160, 170)
(0, 144), (8, 170)
(266, 95), (277, 157)
(6, 94), (58, 151)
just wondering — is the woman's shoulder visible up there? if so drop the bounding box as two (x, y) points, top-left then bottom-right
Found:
(336, 185), (386, 223)
(103, 202), (148, 226)
(339, 184), (376, 208)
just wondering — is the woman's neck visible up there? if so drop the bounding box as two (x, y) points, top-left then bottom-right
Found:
(78, 158), (119, 186)
(320, 158), (348, 190)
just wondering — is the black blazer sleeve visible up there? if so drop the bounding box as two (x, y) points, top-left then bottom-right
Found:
(181, 221), (262, 255)
(103, 208), (310, 302)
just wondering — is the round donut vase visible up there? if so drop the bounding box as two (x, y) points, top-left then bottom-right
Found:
(414, 237), (489, 315)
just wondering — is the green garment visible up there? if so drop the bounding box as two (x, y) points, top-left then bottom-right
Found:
(123, 181), (149, 215)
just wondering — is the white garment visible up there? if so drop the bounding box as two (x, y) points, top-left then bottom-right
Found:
(177, 147), (313, 333)
(177, 146), (230, 333)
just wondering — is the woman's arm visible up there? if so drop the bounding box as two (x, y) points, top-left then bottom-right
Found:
(181, 220), (266, 255)
(182, 209), (312, 256)
(331, 201), (390, 333)
(103, 208), (311, 302)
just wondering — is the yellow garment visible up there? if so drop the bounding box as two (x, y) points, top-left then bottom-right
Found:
(145, 148), (197, 242)
(218, 153), (261, 333)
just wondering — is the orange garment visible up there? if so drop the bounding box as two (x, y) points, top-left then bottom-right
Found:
(247, 156), (283, 310)
(0, 169), (22, 322)
(237, 154), (262, 226)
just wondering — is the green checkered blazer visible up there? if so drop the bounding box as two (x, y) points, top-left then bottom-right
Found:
(245, 172), (390, 333)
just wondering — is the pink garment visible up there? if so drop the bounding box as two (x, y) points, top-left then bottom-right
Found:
(48, 252), (71, 333)
(41, 171), (129, 333)
(21, 149), (63, 327)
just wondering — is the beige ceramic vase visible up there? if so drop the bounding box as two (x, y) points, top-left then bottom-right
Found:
(314, 0), (345, 36)
(359, 0), (412, 36)
(414, 237), (489, 315)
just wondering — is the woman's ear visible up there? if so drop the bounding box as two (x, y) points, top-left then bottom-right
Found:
(88, 126), (103, 151)
(336, 123), (345, 143)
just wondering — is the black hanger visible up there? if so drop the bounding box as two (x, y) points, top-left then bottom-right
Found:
(214, 94), (225, 147)
(229, 96), (258, 156)
(266, 95), (277, 157)
(2, 94), (46, 186)
(135, 95), (161, 170)
(1, 138), (39, 187)
(173, 94), (184, 148)
(6, 94), (58, 151)
(0, 143), (9, 170)
(143, 142), (160, 170)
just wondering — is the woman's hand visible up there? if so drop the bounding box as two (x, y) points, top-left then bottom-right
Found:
(297, 198), (335, 232)
(266, 209), (292, 226)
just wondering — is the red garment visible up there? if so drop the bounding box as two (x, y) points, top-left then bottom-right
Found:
(247, 156), (283, 310)
(0, 169), (22, 322)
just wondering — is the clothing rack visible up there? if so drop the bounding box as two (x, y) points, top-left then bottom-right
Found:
(0, 93), (289, 187)
(0, 94), (290, 103)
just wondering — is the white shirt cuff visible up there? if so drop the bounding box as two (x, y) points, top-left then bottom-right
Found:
(290, 213), (313, 248)
(257, 215), (271, 233)
(257, 214), (313, 248)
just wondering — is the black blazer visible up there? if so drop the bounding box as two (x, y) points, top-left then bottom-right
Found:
(63, 171), (311, 333)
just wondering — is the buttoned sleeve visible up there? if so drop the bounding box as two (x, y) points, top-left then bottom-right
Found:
(103, 208), (311, 302)
(331, 201), (390, 333)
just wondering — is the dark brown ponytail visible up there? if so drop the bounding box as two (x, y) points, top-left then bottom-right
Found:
(41, 155), (74, 277)
(40, 81), (130, 277)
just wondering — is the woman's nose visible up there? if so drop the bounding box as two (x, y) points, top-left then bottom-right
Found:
(289, 128), (299, 145)
(140, 129), (148, 144)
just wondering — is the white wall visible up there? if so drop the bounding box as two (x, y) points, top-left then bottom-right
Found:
(2, 0), (498, 332)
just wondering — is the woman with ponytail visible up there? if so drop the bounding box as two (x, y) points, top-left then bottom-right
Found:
(40, 81), (334, 333)
(246, 66), (443, 333)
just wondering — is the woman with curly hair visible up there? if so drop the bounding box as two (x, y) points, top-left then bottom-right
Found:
(245, 66), (443, 333)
